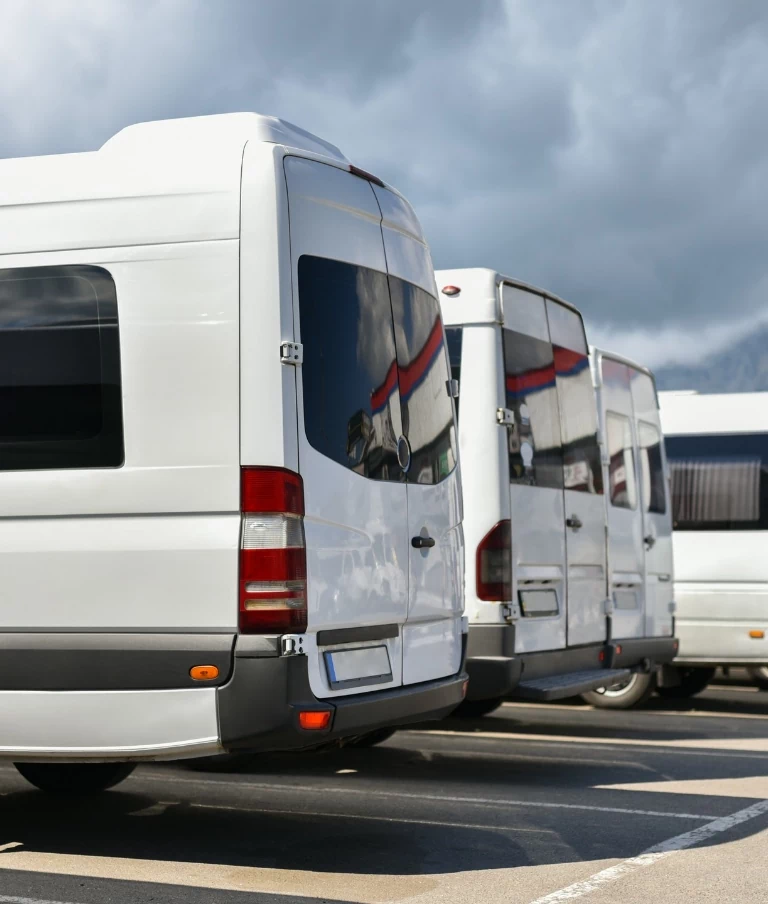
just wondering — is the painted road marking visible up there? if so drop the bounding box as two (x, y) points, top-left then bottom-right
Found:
(528, 797), (768, 902)
(419, 728), (768, 754)
(136, 772), (717, 820)
(595, 775), (768, 799)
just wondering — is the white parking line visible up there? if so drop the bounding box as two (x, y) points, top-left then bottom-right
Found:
(528, 797), (768, 902)
(137, 772), (717, 820)
(0, 896), (75, 904)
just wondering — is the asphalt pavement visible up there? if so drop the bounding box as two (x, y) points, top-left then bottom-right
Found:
(1, 681), (767, 903)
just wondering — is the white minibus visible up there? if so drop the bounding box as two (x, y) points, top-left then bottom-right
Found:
(659, 391), (768, 696)
(586, 349), (677, 707)
(0, 113), (467, 792)
(438, 269), (677, 715)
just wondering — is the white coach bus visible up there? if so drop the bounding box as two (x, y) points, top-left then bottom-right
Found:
(659, 391), (768, 696)
(439, 269), (677, 715)
(0, 113), (468, 792)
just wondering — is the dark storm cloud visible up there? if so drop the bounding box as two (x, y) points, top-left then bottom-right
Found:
(3, 0), (768, 365)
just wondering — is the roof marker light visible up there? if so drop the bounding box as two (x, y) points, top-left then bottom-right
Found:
(441, 285), (461, 297)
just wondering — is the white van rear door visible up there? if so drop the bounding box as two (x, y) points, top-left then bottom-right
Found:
(501, 285), (567, 652)
(548, 301), (607, 647)
(598, 356), (646, 639)
(374, 186), (464, 685)
(285, 157), (409, 696)
(632, 372), (674, 637)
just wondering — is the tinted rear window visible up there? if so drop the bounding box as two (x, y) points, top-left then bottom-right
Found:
(666, 432), (768, 530)
(0, 265), (123, 471)
(298, 256), (402, 481)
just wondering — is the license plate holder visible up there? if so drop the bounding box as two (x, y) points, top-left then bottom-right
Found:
(324, 645), (393, 691)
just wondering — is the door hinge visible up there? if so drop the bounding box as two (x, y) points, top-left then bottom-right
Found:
(497, 407), (515, 426)
(604, 597), (615, 615)
(280, 341), (303, 365)
(502, 602), (520, 622)
(446, 378), (460, 399)
(281, 634), (306, 656)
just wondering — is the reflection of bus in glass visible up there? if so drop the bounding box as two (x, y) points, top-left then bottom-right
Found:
(659, 391), (768, 696)
(439, 268), (677, 715)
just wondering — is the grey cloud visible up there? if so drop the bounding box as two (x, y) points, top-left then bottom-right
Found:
(3, 0), (768, 364)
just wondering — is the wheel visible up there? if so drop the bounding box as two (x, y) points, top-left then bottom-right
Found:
(453, 696), (504, 718)
(656, 666), (716, 699)
(14, 762), (135, 794)
(345, 728), (397, 748)
(747, 666), (768, 691)
(581, 671), (655, 709)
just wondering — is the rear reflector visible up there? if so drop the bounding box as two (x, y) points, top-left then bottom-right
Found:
(239, 469), (307, 634)
(299, 710), (332, 730)
(476, 520), (512, 601)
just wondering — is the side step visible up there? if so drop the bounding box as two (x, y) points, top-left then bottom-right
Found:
(514, 668), (631, 702)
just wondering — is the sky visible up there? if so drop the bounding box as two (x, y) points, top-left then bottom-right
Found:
(3, 0), (768, 368)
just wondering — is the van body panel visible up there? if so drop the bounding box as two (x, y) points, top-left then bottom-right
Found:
(374, 187), (465, 683)
(596, 354), (647, 639)
(632, 371), (674, 637)
(284, 156), (408, 697)
(240, 142), (299, 471)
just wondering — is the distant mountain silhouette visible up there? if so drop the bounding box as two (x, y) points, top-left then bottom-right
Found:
(655, 324), (768, 393)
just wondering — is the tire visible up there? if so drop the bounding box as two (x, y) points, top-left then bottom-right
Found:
(453, 696), (504, 718)
(656, 667), (716, 699)
(345, 728), (398, 748)
(14, 762), (136, 794)
(581, 671), (655, 709)
(747, 666), (768, 691)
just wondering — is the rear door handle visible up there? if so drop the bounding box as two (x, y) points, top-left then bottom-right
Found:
(412, 536), (436, 549)
(566, 516), (583, 530)
(644, 534), (656, 549)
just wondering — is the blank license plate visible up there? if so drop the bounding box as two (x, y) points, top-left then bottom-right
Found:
(324, 645), (392, 690)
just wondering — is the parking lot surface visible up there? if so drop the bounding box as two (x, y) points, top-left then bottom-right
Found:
(1, 681), (768, 903)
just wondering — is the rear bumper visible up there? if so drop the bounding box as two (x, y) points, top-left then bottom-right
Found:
(465, 623), (678, 702)
(0, 637), (467, 762)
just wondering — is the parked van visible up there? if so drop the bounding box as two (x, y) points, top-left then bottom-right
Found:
(0, 113), (467, 793)
(587, 349), (677, 707)
(438, 269), (676, 715)
(659, 391), (768, 696)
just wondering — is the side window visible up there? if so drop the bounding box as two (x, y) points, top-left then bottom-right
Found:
(638, 421), (666, 514)
(389, 276), (457, 485)
(547, 300), (603, 495)
(666, 433), (768, 530)
(298, 256), (402, 481)
(606, 413), (637, 509)
(0, 265), (123, 471)
(445, 327), (462, 421)
(502, 327), (564, 489)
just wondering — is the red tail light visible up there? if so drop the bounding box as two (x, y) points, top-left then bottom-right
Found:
(476, 520), (512, 601)
(239, 468), (307, 634)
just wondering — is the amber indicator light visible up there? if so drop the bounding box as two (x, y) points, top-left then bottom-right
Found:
(190, 665), (220, 681)
(749, 630), (765, 639)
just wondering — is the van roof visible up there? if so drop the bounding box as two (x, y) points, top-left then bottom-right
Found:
(435, 267), (579, 326)
(0, 113), (350, 256)
(659, 390), (768, 436)
(590, 345), (654, 380)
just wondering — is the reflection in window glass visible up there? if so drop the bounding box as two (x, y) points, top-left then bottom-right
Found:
(0, 265), (123, 471)
(606, 412), (637, 509)
(298, 256), (402, 481)
(445, 326), (462, 421)
(666, 433), (768, 530)
(503, 328), (563, 489)
(554, 345), (604, 495)
(638, 421), (666, 514)
(389, 276), (457, 485)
